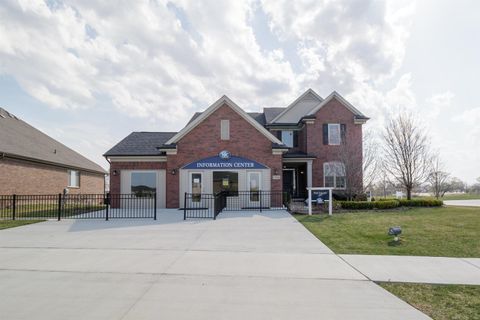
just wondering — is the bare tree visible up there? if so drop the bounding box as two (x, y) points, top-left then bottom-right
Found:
(383, 113), (431, 200)
(362, 129), (379, 191)
(428, 154), (450, 199)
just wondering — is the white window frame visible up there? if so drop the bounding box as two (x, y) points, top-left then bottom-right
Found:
(220, 119), (230, 140)
(281, 130), (294, 147)
(328, 123), (341, 145)
(67, 170), (80, 188)
(323, 162), (346, 189)
(188, 171), (205, 194)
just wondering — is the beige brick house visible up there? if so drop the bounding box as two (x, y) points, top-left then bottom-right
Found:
(0, 108), (106, 195)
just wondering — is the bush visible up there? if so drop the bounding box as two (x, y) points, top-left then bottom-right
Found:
(338, 200), (400, 210)
(398, 199), (443, 207)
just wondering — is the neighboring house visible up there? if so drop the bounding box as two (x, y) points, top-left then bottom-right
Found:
(0, 108), (106, 195)
(104, 89), (368, 208)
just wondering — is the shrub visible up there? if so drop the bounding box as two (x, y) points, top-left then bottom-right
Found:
(338, 200), (400, 210)
(398, 199), (443, 207)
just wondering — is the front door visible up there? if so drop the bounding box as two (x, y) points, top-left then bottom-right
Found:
(282, 169), (295, 196)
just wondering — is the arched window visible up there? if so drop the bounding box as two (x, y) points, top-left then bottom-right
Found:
(323, 162), (346, 189)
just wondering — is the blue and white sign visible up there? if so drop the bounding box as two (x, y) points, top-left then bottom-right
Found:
(218, 150), (231, 160)
(183, 154), (267, 169)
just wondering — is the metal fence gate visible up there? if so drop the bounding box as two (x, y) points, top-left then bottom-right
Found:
(0, 193), (157, 220)
(183, 191), (287, 220)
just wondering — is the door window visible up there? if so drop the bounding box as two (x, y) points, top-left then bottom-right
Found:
(191, 173), (202, 202)
(248, 172), (261, 202)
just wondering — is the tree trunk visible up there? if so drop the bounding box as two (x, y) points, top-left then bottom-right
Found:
(407, 188), (412, 200)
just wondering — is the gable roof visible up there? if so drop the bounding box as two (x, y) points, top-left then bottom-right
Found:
(104, 132), (177, 157)
(165, 95), (283, 145)
(0, 107), (106, 174)
(270, 88), (323, 124)
(307, 91), (367, 118)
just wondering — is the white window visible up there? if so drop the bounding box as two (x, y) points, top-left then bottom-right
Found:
(281, 130), (294, 147)
(68, 170), (80, 188)
(328, 124), (341, 145)
(324, 162), (346, 189)
(220, 119), (230, 140)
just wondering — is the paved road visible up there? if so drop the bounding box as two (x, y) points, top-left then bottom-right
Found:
(444, 199), (480, 207)
(0, 210), (430, 320)
(341, 255), (480, 285)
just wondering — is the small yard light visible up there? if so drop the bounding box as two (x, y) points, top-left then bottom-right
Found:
(388, 226), (402, 242)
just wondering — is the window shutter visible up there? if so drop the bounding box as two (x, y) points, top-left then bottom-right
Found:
(323, 124), (328, 145)
(293, 131), (299, 147)
(340, 124), (346, 143)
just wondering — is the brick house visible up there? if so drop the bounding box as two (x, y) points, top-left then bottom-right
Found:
(0, 108), (106, 195)
(104, 89), (368, 208)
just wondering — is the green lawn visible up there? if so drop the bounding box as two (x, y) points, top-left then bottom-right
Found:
(294, 206), (480, 257)
(0, 220), (44, 230)
(1, 204), (105, 219)
(440, 193), (480, 200)
(380, 283), (480, 320)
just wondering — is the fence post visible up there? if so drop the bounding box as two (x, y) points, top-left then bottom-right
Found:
(103, 192), (110, 221)
(12, 194), (16, 220)
(105, 193), (110, 221)
(154, 192), (157, 220)
(183, 192), (187, 220)
(259, 191), (262, 212)
(57, 193), (62, 221)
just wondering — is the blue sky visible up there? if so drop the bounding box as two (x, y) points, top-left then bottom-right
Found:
(0, 0), (479, 183)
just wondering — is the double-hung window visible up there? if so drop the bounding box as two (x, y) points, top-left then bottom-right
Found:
(324, 162), (346, 189)
(68, 170), (80, 188)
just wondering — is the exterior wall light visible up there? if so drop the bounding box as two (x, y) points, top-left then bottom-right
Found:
(171, 168), (177, 175)
(112, 169), (118, 176)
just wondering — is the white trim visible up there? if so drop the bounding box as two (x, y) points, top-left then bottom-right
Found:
(166, 95), (283, 145)
(272, 149), (288, 155)
(308, 91), (366, 118)
(109, 156), (167, 162)
(270, 88), (323, 123)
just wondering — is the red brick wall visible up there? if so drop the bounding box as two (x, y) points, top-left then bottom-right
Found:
(0, 157), (105, 195)
(305, 97), (363, 188)
(166, 103), (283, 207)
(109, 162), (167, 194)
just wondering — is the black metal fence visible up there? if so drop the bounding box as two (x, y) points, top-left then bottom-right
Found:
(0, 193), (157, 220)
(183, 191), (287, 220)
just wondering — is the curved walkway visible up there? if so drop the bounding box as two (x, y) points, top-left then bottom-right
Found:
(444, 199), (480, 207)
(0, 210), (430, 320)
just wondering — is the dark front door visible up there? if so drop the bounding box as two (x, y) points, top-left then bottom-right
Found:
(282, 169), (295, 195)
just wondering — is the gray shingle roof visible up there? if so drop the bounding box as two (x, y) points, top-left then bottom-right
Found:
(0, 107), (105, 174)
(104, 132), (177, 156)
(263, 107), (285, 123)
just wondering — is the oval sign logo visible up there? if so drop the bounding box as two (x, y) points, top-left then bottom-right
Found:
(218, 150), (231, 160)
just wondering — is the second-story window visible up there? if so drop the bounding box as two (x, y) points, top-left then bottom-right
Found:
(220, 119), (230, 140)
(323, 123), (346, 145)
(280, 130), (298, 148)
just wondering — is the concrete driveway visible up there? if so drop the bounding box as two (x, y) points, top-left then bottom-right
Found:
(0, 210), (429, 320)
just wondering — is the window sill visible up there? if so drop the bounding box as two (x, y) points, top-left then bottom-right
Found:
(67, 186), (80, 189)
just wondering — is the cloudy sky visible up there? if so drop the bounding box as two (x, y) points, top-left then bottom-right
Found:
(0, 0), (479, 183)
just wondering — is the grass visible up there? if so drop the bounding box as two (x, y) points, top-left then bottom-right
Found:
(440, 193), (480, 201)
(0, 220), (44, 230)
(380, 283), (480, 320)
(294, 206), (480, 257)
(1, 204), (105, 218)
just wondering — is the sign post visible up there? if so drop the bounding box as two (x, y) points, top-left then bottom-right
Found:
(307, 187), (334, 216)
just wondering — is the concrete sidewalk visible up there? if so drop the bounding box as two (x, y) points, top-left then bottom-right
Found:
(444, 199), (480, 207)
(341, 254), (480, 285)
(0, 210), (431, 320)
